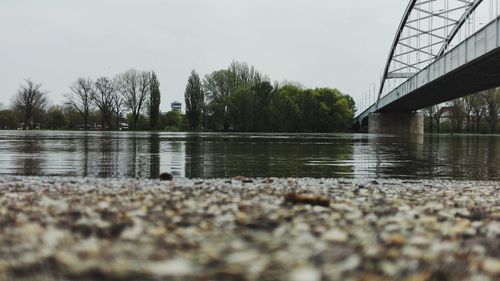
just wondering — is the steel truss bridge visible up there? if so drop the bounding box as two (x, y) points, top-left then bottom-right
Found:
(355, 0), (500, 127)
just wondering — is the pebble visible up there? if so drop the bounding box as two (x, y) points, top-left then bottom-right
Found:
(482, 258), (500, 275)
(159, 172), (173, 181)
(147, 258), (194, 276)
(290, 266), (321, 281)
(322, 229), (348, 242)
(0, 176), (498, 281)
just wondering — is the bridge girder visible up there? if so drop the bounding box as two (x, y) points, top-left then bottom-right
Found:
(377, 0), (484, 107)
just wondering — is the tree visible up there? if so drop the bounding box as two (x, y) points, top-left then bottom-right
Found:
(424, 105), (443, 133)
(185, 70), (204, 130)
(45, 105), (66, 129)
(148, 72), (161, 130)
(203, 69), (232, 130)
(448, 99), (465, 133)
(227, 61), (266, 90)
(249, 81), (274, 131)
(463, 94), (484, 133)
(0, 108), (16, 129)
(117, 69), (151, 130)
(13, 79), (48, 130)
(93, 77), (115, 130)
(65, 77), (94, 130)
(203, 61), (268, 131)
(161, 111), (182, 129)
(111, 91), (125, 130)
(481, 88), (500, 133)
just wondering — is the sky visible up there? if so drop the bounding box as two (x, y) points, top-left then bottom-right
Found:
(0, 0), (408, 112)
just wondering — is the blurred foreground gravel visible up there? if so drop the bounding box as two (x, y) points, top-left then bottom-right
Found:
(0, 177), (499, 281)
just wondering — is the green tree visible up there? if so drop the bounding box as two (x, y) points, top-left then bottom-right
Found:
(148, 72), (161, 130)
(203, 61), (268, 131)
(0, 109), (17, 129)
(250, 81), (275, 131)
(271, 85), (304, 132)
(229, 86), (254, 131)
(45, 105), (67, 129)
(481, 88), (500, 133)
(161, 111), (182, 130)
(185, 70), (204, 130)
(203, 69), (232, 130)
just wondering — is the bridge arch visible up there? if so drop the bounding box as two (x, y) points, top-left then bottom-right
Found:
(377, 0), (484, 107)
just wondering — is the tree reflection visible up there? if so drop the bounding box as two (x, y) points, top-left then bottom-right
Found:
(149, 133), (160, 179)
(184, 134), (354, 178)
(185, 135), (205, 178)
(81, 134), (90, 177)
(15, 137), (43, 176)
(98, 135), (117, 178)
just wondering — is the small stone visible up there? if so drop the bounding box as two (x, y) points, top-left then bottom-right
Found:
(289, 266), (321, 281)
(233, 176), (249, 181)
(159, 172), (173, 181)
(262, 177), (274, 184)
(380, 261), (398, 276)
(405, 272), (432, 281)
(284, 193), (330, 207)
(148, 258), (194, 277)
(386, 234), (407, 246)
(322, 229), (348, 242)
(482, 258), (500, 275)
(227, 250), (259, 264)
(408, 236), (429, 246)
(336, 255), (361, 272)
(402, 246), (422, 258)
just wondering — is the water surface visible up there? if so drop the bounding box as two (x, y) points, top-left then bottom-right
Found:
(0, 131), (498, 180)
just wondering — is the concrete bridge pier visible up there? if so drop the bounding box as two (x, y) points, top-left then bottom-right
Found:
(368, 112), (424, 135)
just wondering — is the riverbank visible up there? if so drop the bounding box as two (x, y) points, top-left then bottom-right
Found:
(0, 177), (499, 281)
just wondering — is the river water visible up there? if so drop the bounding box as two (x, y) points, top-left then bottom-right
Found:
(0, 131), (498, 180)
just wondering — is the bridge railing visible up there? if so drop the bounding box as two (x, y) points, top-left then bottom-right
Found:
(355, 15), (500, 124)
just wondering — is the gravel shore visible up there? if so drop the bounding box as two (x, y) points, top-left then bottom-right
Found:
(0, 177), (499, 281)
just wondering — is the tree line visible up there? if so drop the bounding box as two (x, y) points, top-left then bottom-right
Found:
(424, 88), (500, 134)
(0, 61), (356, 133)
(184, 61), (356, 132)
(0, 69), (165, 131)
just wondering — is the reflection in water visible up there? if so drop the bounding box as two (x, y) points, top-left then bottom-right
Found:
(82, 135), (90, 177)
(0, 131), (498, 180)
(150, 134), (160, 179)
(15, 137), (44, 176)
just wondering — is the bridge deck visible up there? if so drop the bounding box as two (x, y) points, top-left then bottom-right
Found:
(355, 16), (500, 125)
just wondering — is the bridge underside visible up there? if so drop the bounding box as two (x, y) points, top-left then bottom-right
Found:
(354, 1), (500, 134)
(378, 47), (500, 113)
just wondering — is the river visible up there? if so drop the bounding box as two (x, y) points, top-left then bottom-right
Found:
(0, 131), (498, 180)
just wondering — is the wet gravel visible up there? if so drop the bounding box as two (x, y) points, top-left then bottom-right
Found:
(0, 176), (499, 281)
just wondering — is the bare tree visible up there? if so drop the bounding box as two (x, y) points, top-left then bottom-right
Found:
(424, 105), (443, 133)
(117, 70), (151, 129)
(13, 79), (48, 130)
(65, 77), (94, 130)
(111, 92), (125, 130)
(448, 99), (465, 133)
(93, 77), (115, 130)
(463, 95), (484, 133)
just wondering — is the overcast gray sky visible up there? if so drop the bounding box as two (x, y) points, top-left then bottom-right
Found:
(0, 0), (407, 111)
